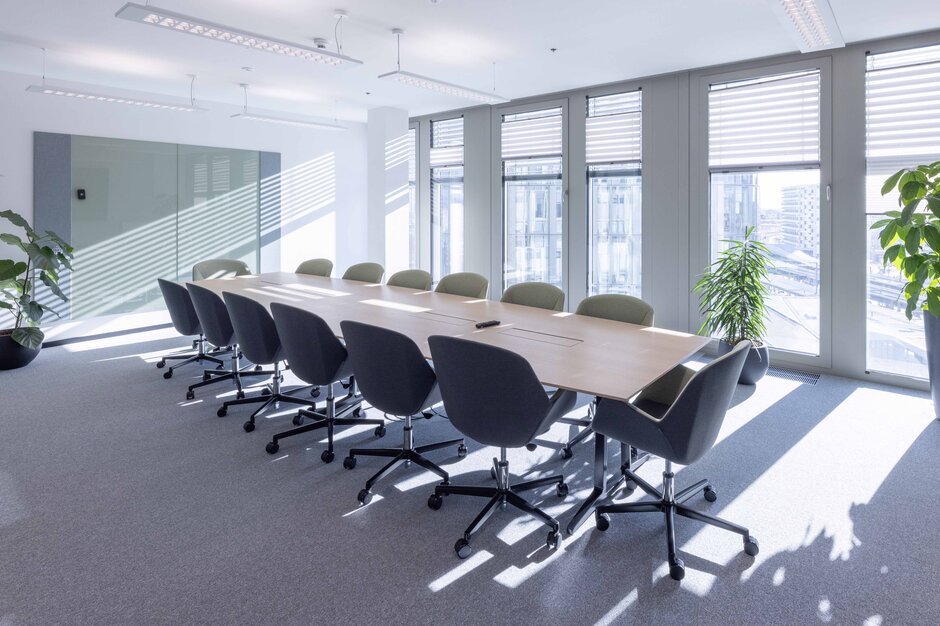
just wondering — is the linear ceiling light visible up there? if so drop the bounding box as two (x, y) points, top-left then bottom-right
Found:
(27, 84), (203, 111)
(769, 0), (844, 52)
(115, 3), (363, 67)
(230, 84), (345, 130)
(378, 29), (509, 105)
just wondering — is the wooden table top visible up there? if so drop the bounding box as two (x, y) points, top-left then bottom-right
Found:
(191, 272), (709, 403)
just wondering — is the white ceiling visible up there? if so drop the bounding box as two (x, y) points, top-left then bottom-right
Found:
(2, 0), (939, 123)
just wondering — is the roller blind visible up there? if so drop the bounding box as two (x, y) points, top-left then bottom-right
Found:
(866, 44), (940, 175)
(709, 69), (820, 168)
(430, 117), (463, 168)
(501, 107), (563, 160)
(586, 90), (641, 165)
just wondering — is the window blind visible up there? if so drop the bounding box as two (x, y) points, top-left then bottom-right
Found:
(586, 90), (641, 165)
(501, 107), (563, 160)
(709, 69), (820, 168)
(866, 44), (940, 175)
(408, 127), (417, 182)
(430, 117), (463, 168)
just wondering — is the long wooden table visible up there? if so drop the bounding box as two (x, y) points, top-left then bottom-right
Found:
(193, 272), (710, 533)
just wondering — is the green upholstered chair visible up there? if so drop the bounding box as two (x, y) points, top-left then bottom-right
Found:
(342, 262), (385, 283)
(435, 272), (488, 299)
(192, 259), (251, 281)
(387, 269), (433, 290)
(500, 281), (565, 312)
(295, 258), (333, 277)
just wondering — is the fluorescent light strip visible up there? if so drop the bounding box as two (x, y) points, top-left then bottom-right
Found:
(115, 3), (362, 67)
(230, 112), (345, 130)
(379, 70), (509, 105)
(26, 84), (203, 112)
(772, 0), (844, 52)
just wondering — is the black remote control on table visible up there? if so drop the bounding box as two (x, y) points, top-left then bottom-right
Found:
(475, 320), (500, 329)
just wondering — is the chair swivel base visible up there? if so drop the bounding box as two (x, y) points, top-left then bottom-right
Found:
(344, 418), (466, 505)
(186, 365), (275, 400)
(157, 342), (230, 379)
(595, 465), (758, 581)
(216, 381), (316, 433)
(429, 453), (568, 559)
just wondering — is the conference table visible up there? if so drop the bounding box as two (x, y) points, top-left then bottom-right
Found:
(193, 272), (710, 532)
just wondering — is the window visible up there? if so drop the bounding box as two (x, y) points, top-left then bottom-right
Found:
(430, 117), (464, 283)
(708, 69), (822, 355)
(865, 44), (940, 378)
(501, 106), (564, 289)
(587, 90), (642, 296)
(407, 126), (417, 269)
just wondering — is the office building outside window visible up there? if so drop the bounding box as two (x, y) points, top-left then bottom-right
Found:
(430, 117), (464, 283)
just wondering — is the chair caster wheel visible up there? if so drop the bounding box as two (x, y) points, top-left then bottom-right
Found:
(744, 535), (759, 556)
(560, 447), (573, 460)
(163, 371), (173, 380)
(454, 538), (472, 559)
(427, 494), (443, 510)
(525, 443), (537, 452)
(556, 482), (569, 498)
(704, 486), (717, 502)
(311, 387), (320, 398)
(624, 479), (637, 492)
(255, 365), (262, 371)
(217, 407), (227, 417)
(457, 444), (467, 458)
(186, 390), (195, 400)
(546, 530), (561, 550)
(292, 414), (304, 426)
(357, 489), (372, 505)
(490, 467), (497, 480)
(596, 513), (610, 531)
(343, 456), (357, 470)
(236, 391), (245, 400)
(203, 373), (211, 382)
(354, 407), (365, 417)
(374, 425), (386, 437)
(669, 559), (686, 581)
(243, 421), (255, 433)
(321, 450), (335, 463)
(261, 388), (271, 396)
(156, 360), (166, 369)
(423, 410), (433, 419)
(265, 442), (279, 455)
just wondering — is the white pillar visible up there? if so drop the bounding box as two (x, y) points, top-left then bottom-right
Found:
(366, 107), (409, 275)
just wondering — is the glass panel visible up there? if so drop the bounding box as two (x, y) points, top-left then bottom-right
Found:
(503, 157), (564, 289)
(431, 166), (464, 283)
(589, 166), (641, 295)
(709, 169), (820, 354)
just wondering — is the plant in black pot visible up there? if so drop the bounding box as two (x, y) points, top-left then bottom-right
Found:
(870, 161), (940, 418)
(0, 209), (74, 370)
(694, 226), (772, 385)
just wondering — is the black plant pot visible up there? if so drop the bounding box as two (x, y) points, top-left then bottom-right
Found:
(923, 313), (940, 420)
(0, 331), (42, 370)
(718, 339), (769, 385)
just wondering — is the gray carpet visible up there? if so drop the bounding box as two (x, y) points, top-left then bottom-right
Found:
(2, 328), (939, 625)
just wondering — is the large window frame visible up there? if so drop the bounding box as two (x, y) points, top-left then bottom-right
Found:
(407, 123), (419, 270)
(429, 116), (465, 283)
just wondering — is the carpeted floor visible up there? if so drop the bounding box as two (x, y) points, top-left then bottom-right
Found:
(1, 329), (938, 625)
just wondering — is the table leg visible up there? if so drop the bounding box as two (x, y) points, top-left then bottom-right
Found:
(566, 432), (608, 534)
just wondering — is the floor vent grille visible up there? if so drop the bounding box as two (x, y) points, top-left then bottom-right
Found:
(767, 366), (820, 385)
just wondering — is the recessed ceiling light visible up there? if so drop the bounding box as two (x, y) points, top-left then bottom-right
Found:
(768, 0), (844, 52)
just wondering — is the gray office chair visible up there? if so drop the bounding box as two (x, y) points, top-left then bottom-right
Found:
(215, 292), (315, 432)
(500, 281), (565, 311)
(155, 278), (227, 379)
(342, 262), (385, 283)
(559, 294), (656, 459)
(295, 258), (333, 277)
(387, 269), (433, 290)
(192, 259), (251, 281)
(435, 272), (488, 299)
(186, 283), (270, 400)
(340, 321), (466, 505)
(263, 304), (384, 462)
(427, 335), (575, 558)
(593, 341), (758, 581)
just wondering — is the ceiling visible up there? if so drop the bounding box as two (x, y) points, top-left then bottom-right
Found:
(2, 0), (939, 123)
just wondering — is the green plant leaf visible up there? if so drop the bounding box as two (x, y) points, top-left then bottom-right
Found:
(39, 271), (67, 301)
(883, 243), (902, 266)
(870, 218), (893, 230)
(11, 326), (43, 350)
(927, 196), (940, 218)
(0, 233), (25, 248)
(23, 300), (44, 322)
(900, 198), (921, 224)
(904, 226), (922, 255)
(879, 222), (898, 248)
(55, 251), (73, 271)
(0, 210), (37, 238)
(881, 169), (906, 195)
(928, 288), (940, 318)
(925, 224), (940, 253)
(0, 259), (27, 281)
(24, 242), (54, 271)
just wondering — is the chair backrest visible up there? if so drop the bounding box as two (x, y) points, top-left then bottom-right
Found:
(428, 335), (552, 448)
(192, 259), (251, 281)
(295, 258), (333, 277)
(270, 303), (347, 386)
(500, 281), (565, 312)
(158, 278), (201, 337)
(342, 262), (385, 283)
(576, 294), (654, 326)
(387, 269), (433, 291)
(341, 321), (438, 416)
(435, 272), (488, 299)
(660, 341), (751, 465)
(221, 291), (282, 366)
(187, 283), (237, 347)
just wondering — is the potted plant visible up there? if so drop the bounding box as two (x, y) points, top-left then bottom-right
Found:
(694, 226), (772, 384)
(0, 209), (74, 370)
(870, 161), (940, 417)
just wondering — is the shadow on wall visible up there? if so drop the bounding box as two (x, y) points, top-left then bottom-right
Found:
(384, 132), (412, 275)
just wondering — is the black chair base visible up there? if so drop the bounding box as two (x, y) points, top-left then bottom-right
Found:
(429, 451), (568, 559)
(186, 364), (274, 400)
(157, 339), (230, 379)
(345, 417), (466, 505)
(216, 366), (317, 433)
(595, 464), (759, 581)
